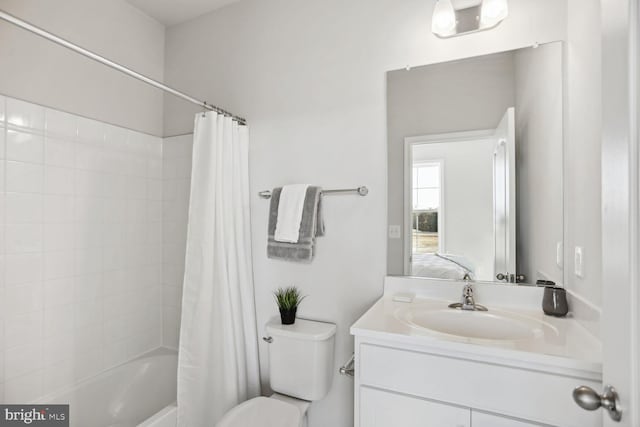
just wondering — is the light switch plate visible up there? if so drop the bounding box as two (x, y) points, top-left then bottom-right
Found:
(574, 246), (584, 278)
(388, 225), (401, 239)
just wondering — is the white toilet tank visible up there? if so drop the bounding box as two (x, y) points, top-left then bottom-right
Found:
(265, 318), (337, 401)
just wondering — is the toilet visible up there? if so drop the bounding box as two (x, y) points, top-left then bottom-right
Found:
(216, 318), (337, 427)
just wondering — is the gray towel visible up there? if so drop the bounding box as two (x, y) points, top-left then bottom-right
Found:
(268, 186), (324, 262)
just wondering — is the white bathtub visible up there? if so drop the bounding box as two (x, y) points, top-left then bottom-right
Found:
(40, 348), (177, 427)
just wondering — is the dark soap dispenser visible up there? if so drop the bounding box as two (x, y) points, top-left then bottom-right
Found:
(538, 280), (569, 317)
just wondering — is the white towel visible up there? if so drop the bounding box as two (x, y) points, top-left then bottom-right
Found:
(274, 184), (310, 243)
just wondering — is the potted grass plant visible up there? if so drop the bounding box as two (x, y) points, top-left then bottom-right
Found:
(274, 286), (306, 325)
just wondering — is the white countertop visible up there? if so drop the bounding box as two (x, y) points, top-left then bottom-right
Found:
(350, 277), (602, 380)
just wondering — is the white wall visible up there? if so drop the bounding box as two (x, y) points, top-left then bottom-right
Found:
(0, 0), (165, 136)
(162, 1), (567, 425)
(514, 43), (564, 285)
(0, 95), (163, 403)
(564, 0), (602, 337)
(413, 140), (496, 280)
(387, 51), (516, 275)
(161, 134), (193, 349)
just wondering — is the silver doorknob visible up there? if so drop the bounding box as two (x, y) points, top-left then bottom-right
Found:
(573, 385), (622, 421)
(262, 336), (273, 343)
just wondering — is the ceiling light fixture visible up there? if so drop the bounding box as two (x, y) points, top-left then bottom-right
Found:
(431, 0), (457, 38)
(431, 0), (509, 38)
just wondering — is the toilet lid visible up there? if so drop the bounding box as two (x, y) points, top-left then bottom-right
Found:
(215, 397), (302, 427)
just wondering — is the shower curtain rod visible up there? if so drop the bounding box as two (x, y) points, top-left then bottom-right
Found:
(0, 9), (247, 126)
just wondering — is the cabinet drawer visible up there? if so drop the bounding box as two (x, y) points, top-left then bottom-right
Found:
(360, 386), (470, 427)
(473, 411), (555, 427)
(359, 344), (600, 427)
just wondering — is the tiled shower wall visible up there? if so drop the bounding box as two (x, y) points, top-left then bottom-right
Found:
(0, 95), (163, 403)
(161, 135), (192, 349)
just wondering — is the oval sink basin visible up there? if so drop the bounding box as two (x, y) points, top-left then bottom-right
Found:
(396, 306), (554, 341)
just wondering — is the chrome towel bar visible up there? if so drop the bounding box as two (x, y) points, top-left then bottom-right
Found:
(259, 186), (368, 199)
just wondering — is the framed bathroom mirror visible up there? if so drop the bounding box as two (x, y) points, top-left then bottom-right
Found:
(386, 41), (564, 286)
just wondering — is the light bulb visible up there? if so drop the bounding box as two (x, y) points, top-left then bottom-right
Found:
(480, 0), (508, 27)
(431, 0), (456, 36)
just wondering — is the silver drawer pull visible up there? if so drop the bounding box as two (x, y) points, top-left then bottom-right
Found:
(262, 336), (273, 343)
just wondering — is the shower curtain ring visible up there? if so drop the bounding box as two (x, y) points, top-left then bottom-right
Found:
(202, 102), (208, 117)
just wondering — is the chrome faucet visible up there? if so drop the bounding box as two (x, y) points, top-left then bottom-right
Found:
(448, 280), (488, 311)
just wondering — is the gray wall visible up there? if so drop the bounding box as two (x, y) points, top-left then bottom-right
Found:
(564, 0), (602, 336)
(387, 52), (516, 275)
(162, 1), (566, 425)
(514, 43), (564, 285)
(0, 0), (165, 136)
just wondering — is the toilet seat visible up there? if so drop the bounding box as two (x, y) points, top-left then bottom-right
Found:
(215, 396), (302, 427)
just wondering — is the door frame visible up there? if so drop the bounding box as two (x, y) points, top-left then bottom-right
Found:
(601, 0), (639, 425)
(403, 129), (494, 275)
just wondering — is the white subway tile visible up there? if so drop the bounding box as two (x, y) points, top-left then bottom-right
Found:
(103, 316), (127, 343)
(5, 223), (43, 253)
(103, 340), (128, 369)
(44, 195), (75, 223)
(126, 176), (146, 199)
(75, 169), (105, 197)
(5, 311), (43, 349)
(103, 246), (125, 270)
(43, 333), (73, 366)
(6, 98), (45, 131)
(44, 137), (76, 168)
(126, 199), (146, 223)
(44, 223), (75, 251)
(74, 222), (103, 249)
(3, 370), (44, 403)
(44, 166), (75, 195)
(6, 161), (43, 193)
(4, 282), (43, 316)
(74, 349), (103, 382)
(6, 192), (43, 223)
(75, 144), (102, 170)
(74, 197), (104, 224)
(43, 359), (74, 396)
(0, 126), (6, 159)
(45, 109), (77, 139)
(127, 156), (148, 177)
(147, 159), (162, 179)
(5, 253), (43, 285)
(44, 305), (74, 337)
(5, 342), (43, 380)
(43, 251), (74, 280)
(44, 278), (74, 308)
(74, 249), (103, 275)
(104, 124), (128, 150)
(147, 200), (162, 222)
(77, 117), (104, 145)
(147, 178), (162, 201)
(6, 130), (43, 163)
(75, 274), (103, 302)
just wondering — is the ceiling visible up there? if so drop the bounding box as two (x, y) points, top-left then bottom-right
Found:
(126, 0), (242, 27)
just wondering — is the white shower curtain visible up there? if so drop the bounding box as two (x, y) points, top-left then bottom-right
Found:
(177, 112), (261, 426)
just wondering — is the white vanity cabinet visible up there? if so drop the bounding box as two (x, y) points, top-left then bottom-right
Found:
(360, 387), (470, 427)
(353, 339), (602, 427)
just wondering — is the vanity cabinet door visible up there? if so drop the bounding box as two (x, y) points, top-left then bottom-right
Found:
(472, 411), (552, 427)
(360, 386), (470, 427)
